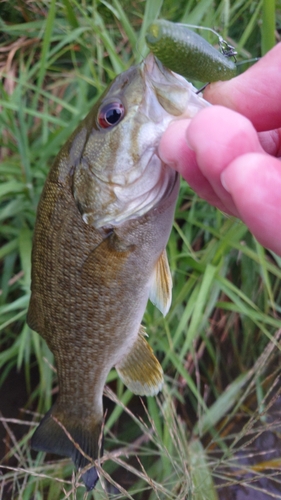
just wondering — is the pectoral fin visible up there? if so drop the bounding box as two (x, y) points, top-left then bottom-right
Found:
(115, 326), (163, 396)
(149, 249), (172, 316)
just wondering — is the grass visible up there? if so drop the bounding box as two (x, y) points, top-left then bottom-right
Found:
(1, 0), (281, 498)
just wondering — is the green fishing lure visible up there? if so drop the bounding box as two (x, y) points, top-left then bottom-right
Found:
(146, 19), (237, 82)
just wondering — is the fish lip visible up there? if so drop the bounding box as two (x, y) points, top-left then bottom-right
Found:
(140, 53), (194, 117)
(140, 53), (168, 82)
(140, 53), (187, 86)
(140, 52), (159, 73)
(141, 53), (211, 119)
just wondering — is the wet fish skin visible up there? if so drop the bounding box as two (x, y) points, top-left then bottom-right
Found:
(27, 55), (209, 489)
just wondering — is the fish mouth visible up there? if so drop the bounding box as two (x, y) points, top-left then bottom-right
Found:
(140, 53), (193, 117)
(140, 52), (170, 79)
(140, 53), (210, 119)
(141, 52), (159, 75)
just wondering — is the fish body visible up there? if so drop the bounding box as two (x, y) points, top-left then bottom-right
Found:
(27, 54), (209, 489)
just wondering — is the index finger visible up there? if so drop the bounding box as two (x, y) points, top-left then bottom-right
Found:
(203, 42), (281, 132)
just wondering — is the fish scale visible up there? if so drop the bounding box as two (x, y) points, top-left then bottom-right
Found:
(28, 54), (209, 490)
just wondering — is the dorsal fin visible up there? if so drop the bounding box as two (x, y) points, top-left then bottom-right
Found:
(149, 249), (172, 316)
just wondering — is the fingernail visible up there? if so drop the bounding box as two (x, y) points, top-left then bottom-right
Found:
(185, 130), (195, 151)
(221, 172), (230, 192)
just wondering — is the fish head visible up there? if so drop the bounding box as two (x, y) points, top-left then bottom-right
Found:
(72, 54), (209, 228)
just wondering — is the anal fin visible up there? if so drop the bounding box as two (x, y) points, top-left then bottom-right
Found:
(115, 326), (163, 396)
(149, 249), (172, 316)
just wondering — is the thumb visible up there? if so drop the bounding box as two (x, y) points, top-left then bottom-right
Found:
(203, 42), (281, 132)
(222, 153), (281, 255)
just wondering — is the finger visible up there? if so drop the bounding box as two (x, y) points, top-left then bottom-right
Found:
(258, 129), (281, 157)
(222, 153), (281, 255)
(186, 106), (264, 215)
(203, 42), (281, 132)
(159, 119), (229, 211)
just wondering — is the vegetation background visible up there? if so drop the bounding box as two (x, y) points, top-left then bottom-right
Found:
(0, 0), (281, 498)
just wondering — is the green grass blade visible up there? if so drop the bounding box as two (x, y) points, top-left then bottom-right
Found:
(181, 0), (215, 25)
(37, 0), (56, 87)
(194, 373), (249, 436)
(137, 0), (163, 62)
(62, 0), (79, 28)
(182, 263), (217, 353)
(106, 0), (138, 49)
(261, 0), (276, 54)
(237, 0), (263, 52)
(188, 438), (219, 500)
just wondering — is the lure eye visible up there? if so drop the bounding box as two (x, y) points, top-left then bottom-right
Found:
(97, 102), (125, 129)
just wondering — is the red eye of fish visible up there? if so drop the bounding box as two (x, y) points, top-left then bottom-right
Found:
(98, 102), (125, 129)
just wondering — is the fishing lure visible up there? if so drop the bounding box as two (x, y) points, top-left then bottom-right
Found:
(146, 19), (237, 82)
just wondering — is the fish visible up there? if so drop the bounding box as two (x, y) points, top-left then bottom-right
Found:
(27, 53), (209, 490)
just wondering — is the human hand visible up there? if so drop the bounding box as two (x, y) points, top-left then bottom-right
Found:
(159, 43), (281, 255)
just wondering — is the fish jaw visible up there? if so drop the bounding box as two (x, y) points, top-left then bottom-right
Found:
(73, 55), (209, 229)
(140, 52), (209, 119)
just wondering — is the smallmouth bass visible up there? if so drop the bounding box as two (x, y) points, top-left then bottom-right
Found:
(27, 54), (209, 490)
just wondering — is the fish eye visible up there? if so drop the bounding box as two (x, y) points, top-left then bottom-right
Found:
(97, 101), (125, 129)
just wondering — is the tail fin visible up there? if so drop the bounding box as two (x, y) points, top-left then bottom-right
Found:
(31, 406), (103, 490)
